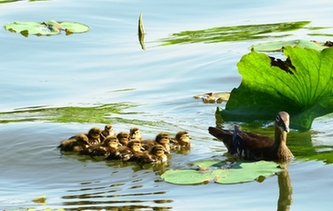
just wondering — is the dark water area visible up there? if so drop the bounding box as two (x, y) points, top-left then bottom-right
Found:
(1, 0), (333, 210)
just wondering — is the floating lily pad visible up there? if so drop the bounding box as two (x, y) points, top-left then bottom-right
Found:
(251, 39), (329, 52)
(4, 20), (90, 37)
(193, 92), (230, 103)
(161, 160), (281, 185)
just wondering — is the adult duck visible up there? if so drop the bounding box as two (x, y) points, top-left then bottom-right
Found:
(208, 111), (293, 161)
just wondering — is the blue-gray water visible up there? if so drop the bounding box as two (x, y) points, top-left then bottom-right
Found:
(1, 0), (333, 210)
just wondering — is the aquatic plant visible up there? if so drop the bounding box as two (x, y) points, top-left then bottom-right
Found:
(161, 160), (281, 185)
(4, 20), (90, 37)
(219, 46), (333, 131)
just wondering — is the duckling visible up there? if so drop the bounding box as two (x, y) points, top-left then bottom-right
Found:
(111, 140), (143, 161)
(137, 145), (168, 164)
(58, 133), (90, 152)
(170, 131), (192, 150)
(81, 136), (119, 157)
(85, 127), (103, 145)
(141, 132), (171, 154)
(129, 127), (143, 141)
(100, 124), (116, 142)
(117, 131), (130, 146)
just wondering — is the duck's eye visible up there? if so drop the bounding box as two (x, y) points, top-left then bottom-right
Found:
(276, 115), (280, 122)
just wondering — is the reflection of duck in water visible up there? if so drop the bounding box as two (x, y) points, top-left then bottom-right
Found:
(81, 136), (119, 157)
(129, 127), (142, 141)
(100, 124), (116, 142)
(208, 111), (293, 161)
(142, 132), (171, 154)
(117, 131), (130, 146)
(58, 133), (90, 152)
(137, 145), (168, 164)
(170, 131), (191, 150)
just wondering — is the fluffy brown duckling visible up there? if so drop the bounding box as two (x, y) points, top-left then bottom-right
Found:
(170, 131), (191, 150)
(141, 132), (171, 154)
(137, 145), (168, 164)
(58, 133), (90, 152)
(81, 136), (119, 157)
(208, 111), (293, 161)
(117, 131), (130, 146)
(100, 124), (116, 142)
(129, 127), (143, 141)
(108, 139), (143, 161)
(85, 127), (103, 145)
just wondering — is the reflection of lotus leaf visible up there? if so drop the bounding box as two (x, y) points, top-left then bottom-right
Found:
(4, 20), (90, 37)
(161, 160), (281, 185)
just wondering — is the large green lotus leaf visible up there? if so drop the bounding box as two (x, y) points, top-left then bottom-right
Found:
(220, 46), (333, 131)
(161, 160), (281, 185)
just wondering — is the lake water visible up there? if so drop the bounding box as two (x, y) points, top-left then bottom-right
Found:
(1, 0), (333, 210)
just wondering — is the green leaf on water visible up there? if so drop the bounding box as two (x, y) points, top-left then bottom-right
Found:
(251, 39), (328, 52)
(4, 20), (90, 37)
(161, 160), (281, 185)
(219, 46), (333, 131)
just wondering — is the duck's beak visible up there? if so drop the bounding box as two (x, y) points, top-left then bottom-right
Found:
(282, 125), (290, 133)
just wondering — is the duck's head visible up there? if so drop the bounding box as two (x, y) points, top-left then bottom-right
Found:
(127, 140), (142, 152)
(88, 127), (103, 139)
(156, 132), (170, 145)
(129, 127), (142, 140)
(275, 111), (290, 133)
(175, 131), (190, 142)
(103, 136), (119, 148)
(76, 133), (90, 145)
(151, 145), (165, 157)
(104, 124), (113, 131)
(117, 131), (130, 146)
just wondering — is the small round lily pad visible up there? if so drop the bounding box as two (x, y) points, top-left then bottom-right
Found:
(4, 20), (90, 37)
(161, 160), (281, 185)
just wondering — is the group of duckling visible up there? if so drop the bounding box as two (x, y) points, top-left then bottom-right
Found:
(57, 124), (191, 164)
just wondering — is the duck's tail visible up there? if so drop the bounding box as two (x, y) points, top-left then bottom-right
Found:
(208, 127), (236, 154)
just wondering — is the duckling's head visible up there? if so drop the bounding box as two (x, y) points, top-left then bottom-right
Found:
(102, 136), (119, 149)
(88, 127), (103, 139)
(129, 127), (142, 140)
(117, 131), (130, 146)
(104, 124), (113, 131)
(175, 131), (190, 143)
(127, 140), (142, 152)
(156, 132), (170, 145)
(150, 145), (165, 157)
(76, 133), (90, 145)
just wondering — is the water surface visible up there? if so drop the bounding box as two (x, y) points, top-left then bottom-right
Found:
(1, 0), (333, 210)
